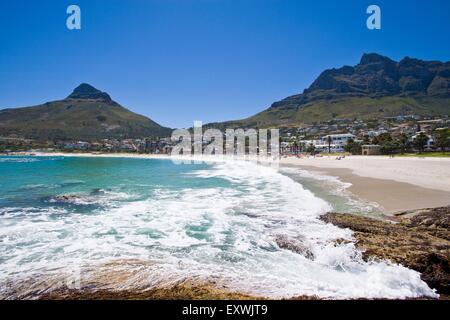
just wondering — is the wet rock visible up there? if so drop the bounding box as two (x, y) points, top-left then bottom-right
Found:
(52, 195), (81, 203)
(275, 235), (314, 260)
(396, 206), (450, 241)
(321, 206), (450, 295)
(334, 238), (352, 245)
(38, 281), (263, 300)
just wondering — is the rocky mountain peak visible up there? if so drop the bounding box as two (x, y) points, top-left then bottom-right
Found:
(359, 53), (395, 66)
(67, 83), (112, 101)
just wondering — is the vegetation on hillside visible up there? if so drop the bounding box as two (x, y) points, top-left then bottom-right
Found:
(0, 84), (172, 141)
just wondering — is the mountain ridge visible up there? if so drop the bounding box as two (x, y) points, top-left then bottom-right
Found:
(207, 53), (450, 129)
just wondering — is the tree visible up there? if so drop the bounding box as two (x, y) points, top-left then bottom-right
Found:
(434, 128), (449, 152)
(344, 138), (362, 155)
(398, 133), (410, 154)
(344, 138), (354, 153)
(292, 141), (299, 154)
(380, 140), (401, 155)
(300, 142), (306, 153)
(371, 133), (399, 155)
(373, 133), (392, 145)
(375, 132), (392, 145)
(363, 135), (371, 144)
(306, 143), (316, 154)
(327, 135), (332, 153)
(413, 132), (428, 153)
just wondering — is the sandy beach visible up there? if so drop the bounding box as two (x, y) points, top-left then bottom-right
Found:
(280, 156), (450, 213)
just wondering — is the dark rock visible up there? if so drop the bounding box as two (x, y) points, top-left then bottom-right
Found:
(415, 253), (449, 294)
(67, 83), (112, 102)
(52, 195), (81, 203)
(360, 53), (396, 66)
(276, 53), (450, 106)
(275, 235), (314, 260)
(38, 281), (264, 300)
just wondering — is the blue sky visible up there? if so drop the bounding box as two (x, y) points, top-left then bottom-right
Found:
(1, 0), (449, 128)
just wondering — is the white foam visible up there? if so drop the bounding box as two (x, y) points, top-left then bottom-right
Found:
(280, 166), (381, 213)
(0, 160), (438, 299)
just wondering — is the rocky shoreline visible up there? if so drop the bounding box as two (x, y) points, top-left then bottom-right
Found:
(321, 206), (450, 297)
(38, 281), (262, 300)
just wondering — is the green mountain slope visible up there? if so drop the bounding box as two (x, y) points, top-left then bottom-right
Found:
(0, 84), (172, 140)
(207, 54), (450, 129)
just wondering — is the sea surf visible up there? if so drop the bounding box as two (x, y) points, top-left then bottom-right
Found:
(0, 156), (438, 299)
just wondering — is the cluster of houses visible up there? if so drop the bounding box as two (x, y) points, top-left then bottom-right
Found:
(57, 138), (174, 154)
(279, 115), (449, 155)
(1, 115), (448, 156)
(281, 133), (357, 154)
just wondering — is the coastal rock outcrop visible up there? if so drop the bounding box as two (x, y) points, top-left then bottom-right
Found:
(52, 195), (82, 203)
(39, 281), (261, 300)
(275, 235), (314, 260)
(320, 207), (450, 296)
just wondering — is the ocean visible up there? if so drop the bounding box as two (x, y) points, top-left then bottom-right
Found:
(0, 156), (438, 299)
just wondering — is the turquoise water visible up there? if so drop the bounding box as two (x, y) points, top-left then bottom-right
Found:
(0, 156), (437, 299)
(0, 156), (225, 213)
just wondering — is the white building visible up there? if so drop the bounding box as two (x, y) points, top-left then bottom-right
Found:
(319, 134), (356, 152)
(314, 144), (343, 153)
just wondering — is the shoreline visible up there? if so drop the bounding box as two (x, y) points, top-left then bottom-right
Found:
(5, 151), (450, 213)
(285, 164), (450, 213)
(280, 156), (450, 213)
(280, 155), (450, 191)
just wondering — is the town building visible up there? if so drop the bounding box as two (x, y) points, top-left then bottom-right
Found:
(362, 145), (381, 155)
(320, 134), (356, 152)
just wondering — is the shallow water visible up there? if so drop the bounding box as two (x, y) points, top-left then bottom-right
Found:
(0, 156), (438, 299)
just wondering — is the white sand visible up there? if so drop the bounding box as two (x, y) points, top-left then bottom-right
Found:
(280, 155), (450, 192)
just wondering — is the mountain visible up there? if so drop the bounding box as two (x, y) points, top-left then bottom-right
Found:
(0, 84), (172, 140)
(207, 53), (450, 129)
